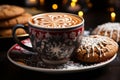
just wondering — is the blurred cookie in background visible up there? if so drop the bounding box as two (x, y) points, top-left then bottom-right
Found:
(0, 12), (32, 28)
(0, 28), (27, 37)
(0, 4), (25, 20)
(92, 22), (120, 43)
(0, 4), (32, 37)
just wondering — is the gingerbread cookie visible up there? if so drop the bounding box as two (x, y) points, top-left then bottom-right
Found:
(0, 12), (32, 28)
(0, 28), (27, 37)
(0, 5), (25, 20)
(76, 35), (118, 63)
(92, 22), (120, 43)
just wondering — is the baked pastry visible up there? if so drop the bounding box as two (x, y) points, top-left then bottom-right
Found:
(92, 22), (120, 43)
(0, 5), (32, 38)
(0, 12), (32, 28)
(0, 5), (32, 37)
(0, 4), (25, 20)
(0, 28), (27, 37)
(76, 35), (118, 63)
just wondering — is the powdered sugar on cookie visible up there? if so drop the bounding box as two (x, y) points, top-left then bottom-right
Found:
(92, 22), (120, 42)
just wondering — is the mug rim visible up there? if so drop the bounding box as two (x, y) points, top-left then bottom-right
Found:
(28, 12), (84, 30)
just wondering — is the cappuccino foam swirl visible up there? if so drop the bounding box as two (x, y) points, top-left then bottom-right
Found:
(31, 14), (82, 28)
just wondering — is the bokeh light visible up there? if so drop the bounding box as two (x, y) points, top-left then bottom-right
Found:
(78, 11), (84, 17)
(52, 4), (58, 10)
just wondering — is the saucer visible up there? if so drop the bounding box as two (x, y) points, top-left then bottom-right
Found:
(7, 38), (117, 73)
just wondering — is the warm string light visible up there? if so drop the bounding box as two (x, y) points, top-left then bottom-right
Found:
(72, 0), (78, 3)
(111, 12), (116, 22)
(78, 11), (84, 17)
(26, 0), (37, 5)
(108, 7), (116, 22)
(71, 2), (76, 7)
(39, 0), (44, 6)
(68, 0), (80, 12)
(52, 4), (58, 10)
(71, 0), (77, 8)
(29, 0), (37, 3)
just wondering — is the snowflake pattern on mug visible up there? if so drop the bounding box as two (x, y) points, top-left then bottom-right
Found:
(29, 26), (83, 61)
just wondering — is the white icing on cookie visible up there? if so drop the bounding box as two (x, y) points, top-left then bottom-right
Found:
(96, 22), (120, 42)
(78, 35), (112, 58)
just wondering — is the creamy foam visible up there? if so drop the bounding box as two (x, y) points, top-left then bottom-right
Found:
(30, 13), (82, 28)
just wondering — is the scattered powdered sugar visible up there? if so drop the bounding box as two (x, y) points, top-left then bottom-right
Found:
(15, 54), (111, 70)
(81, 36), (108, 46)
(61, 61), (84, 69)
(83, 30), (90, 36)
(25, 59), (88, 69)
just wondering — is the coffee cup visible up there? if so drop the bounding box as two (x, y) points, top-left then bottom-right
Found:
(12, 12), (84, 65)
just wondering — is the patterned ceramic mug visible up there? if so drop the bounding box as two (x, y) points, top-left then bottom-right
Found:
(13, 12), (84, 65)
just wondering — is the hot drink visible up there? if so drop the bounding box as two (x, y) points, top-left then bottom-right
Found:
(30, 13), (82, 28)
(13, 12), (84, 65)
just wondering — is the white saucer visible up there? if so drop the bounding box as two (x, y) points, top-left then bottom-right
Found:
(7, 38), (117, 73)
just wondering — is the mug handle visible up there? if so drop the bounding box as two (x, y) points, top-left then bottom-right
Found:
(12, 24), (34, 52)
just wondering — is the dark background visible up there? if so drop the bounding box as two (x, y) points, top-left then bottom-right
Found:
(0, 1), (120, 80)
(1, 0), (120, 51)
(0, 0), (115, 11)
